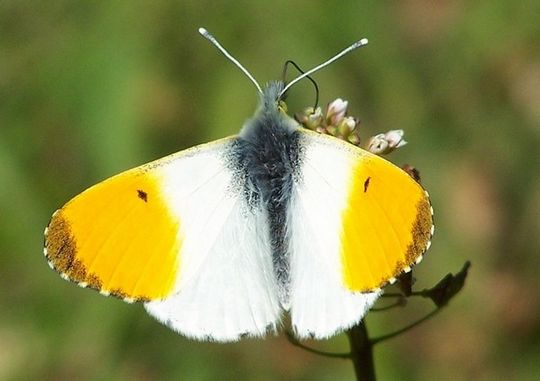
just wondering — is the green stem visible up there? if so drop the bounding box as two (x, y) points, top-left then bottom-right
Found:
(346, 321), (376, 381)
(371, 298), (406, 312)
(285, 332), (351, 359)
(371, 308), (441, 345)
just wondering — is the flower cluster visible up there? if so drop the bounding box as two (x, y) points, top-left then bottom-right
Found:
(295, 98), (407, 155)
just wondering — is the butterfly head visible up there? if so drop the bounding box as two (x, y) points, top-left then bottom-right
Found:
(239, 80), (299, 141)
(260, 81), (288, 114)
(251, 81), (300, 134)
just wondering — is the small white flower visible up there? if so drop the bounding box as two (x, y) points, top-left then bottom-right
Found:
(326, 98), (348, 125)
(367, 130), (407, 154)
(367, 134), (389, 154)
(384, 129), (407, 149)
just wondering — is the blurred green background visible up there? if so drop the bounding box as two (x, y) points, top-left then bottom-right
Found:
(2, 1), (540, 380)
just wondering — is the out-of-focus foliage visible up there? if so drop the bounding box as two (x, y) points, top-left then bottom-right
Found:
(1, 1), (539, 380)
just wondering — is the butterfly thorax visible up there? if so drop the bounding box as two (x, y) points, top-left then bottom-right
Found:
(235, 81), (301, 307)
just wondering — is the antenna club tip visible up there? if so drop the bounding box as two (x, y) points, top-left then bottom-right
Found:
(198, 27), (208, 35)
(360, 38), (369, 45)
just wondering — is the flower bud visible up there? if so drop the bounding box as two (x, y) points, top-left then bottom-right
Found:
(347, 133), (361, 146)
(402, 164), (421, 183)
(306, 107), (323, 129)
(296, 106), (323, 130)
(337, 116), (357, 137)
(385, 129), (407, 149)
(367, 134), (389, 154)
(326, 98), (348, 125)
(367, 130), (407, 155)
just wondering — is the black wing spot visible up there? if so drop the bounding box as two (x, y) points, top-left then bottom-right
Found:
(363, 177), (371, 193)
(137, 189), (148, 202)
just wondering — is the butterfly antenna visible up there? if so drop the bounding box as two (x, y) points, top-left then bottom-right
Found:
(282, 60), (319, 108)
(279, 38), (369, 99)
(199, 27), (263, 95)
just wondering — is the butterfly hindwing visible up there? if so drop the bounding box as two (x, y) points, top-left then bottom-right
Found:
(44, 137), (281, 341)
(288, 129), (433, 339)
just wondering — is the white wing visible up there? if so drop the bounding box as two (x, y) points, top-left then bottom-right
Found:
(288, 131), (380, 340)
(144, 138), (281, 341)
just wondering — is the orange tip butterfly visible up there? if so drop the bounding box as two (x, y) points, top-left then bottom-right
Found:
(44, 27), (433, 342)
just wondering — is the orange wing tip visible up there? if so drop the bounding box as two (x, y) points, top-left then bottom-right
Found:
(55, 268), (136, 301)
(44, 208), (165, 303)
(44, 210), (100, 287)
(341, 184), (435, 293)
(389, 196), (433, 280)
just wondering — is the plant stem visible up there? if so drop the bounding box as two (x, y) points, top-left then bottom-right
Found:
(346, 321), (376, 381)
(371, 308), (440, 345)
(285, 332), (351, 359)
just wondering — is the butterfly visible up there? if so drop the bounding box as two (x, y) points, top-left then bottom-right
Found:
(43, 28), (433, 342)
